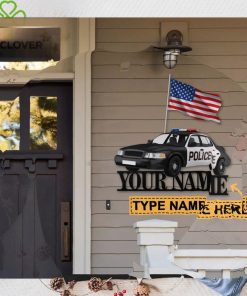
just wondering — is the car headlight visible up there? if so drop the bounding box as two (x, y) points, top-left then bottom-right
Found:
(117, 150), (124, 156)
(144, 152), (166, 159)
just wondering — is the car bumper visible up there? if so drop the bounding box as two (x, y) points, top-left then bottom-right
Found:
(114, 155), (168, 170)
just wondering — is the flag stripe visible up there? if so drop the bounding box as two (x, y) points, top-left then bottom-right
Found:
(169, 97), (219, 113)
(180, 111), (220, 123)
(169, 99), (218, 116)
(196, 89), (220, 99)
(194, 94), (222, 107)
(168, 105), (221, 123)
(169, 79), (222, 123)
(168, 103), (221, 121)
(195, 91), (222, 105)
(193, 97), (221, 110)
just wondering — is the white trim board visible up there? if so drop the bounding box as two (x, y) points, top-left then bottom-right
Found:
(73, 18), (95, 274)
(0, 72), (74, 85)
(175, 249), (247, 272)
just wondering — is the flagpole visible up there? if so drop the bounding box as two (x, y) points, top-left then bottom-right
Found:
(164, 73), (171, 133)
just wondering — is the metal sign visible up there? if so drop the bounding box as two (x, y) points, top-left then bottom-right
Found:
(117, 171), (228, 195)
(0, 28), (60, 61)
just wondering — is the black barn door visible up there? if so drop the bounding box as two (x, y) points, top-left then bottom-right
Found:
(0, 81), (73, 278)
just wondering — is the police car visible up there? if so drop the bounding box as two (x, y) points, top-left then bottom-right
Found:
(114, 129), (231, 177)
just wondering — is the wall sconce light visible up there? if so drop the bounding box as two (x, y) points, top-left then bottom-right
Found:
(155, 30), (192, 69)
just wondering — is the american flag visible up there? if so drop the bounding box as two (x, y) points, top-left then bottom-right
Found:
(168, 79), (222, 123)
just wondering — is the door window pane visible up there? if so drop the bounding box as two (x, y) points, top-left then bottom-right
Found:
(0, 97), (20, 151)
(200, 136), (213, 147)
(0, 61), (58, 71)
(30, 96), (57, 150)
(188, 135), (201, 147)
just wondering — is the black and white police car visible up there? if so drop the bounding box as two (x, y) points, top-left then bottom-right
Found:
(115, 128), (231, 177)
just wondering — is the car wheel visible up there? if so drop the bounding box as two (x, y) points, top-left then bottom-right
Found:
(213, 158), (225, 176)
(126, 166), (139, 172)
(166, 156), (182, 177)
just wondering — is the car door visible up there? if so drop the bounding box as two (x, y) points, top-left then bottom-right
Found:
(186, 134), (206, 167)
(202, 136), (221, 169)
(199, 135), (214, 166)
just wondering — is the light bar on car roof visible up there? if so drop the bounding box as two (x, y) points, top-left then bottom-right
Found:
(170, 128), (198, 132)
(170, 128), (187, 132)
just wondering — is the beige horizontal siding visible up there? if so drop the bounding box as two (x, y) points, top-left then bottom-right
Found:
(92, 65), (224, 79)
(96, 42), (157, 53)
(92, 78), (240, 92)
(93, 66), (247, 82)
(190, 28), (247, 42)
(92, 254), (139, 268)
(97, 27), (247, 43)
(96, 28), (159, 43)
(92, 106), (246, 120)
(96, 18), (162, 29)
(216, 69), (247, 83)
(92, 214), (195, 228)
(191, 42), (247, 56)
(91, 18), (247, 274)
(92, 120), (246, 133)
(189, 219), (247, 232)
(92, 92), (247, 106)
(92, 52), (199, 65)
(93, 52), (247, 70)
(96, 41), (247, 56)
(91, 187), (235, 201)
(238, 83), (247, 92)
(92, 241), (139, 254)
(92, 227), (137, 240)
(179, 231), (247, 245)
(189, 18), (247, 28)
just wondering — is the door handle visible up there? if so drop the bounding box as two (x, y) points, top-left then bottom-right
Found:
(63, 222), (69, 258)
(61, 202), (71, 261)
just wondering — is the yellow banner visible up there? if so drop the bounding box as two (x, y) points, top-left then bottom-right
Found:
(129, 196), (247, 219)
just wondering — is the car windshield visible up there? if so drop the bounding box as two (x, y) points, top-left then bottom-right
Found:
(152, 134), (169, 144)
(152, 133), (189, 146)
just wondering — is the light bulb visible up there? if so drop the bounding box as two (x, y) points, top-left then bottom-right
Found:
(163, 51), (177, 69)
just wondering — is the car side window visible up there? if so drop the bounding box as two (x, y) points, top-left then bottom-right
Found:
(200, 136), (213, 147)
(165, 134), (189, 146)
(188, 135), (201, 147)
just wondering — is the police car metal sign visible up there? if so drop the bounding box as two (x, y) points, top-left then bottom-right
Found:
(115, 129), (231, 195)
(118, 171), (228, 195)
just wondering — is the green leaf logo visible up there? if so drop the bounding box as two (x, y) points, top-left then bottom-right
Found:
(0, 0), (26, 17)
